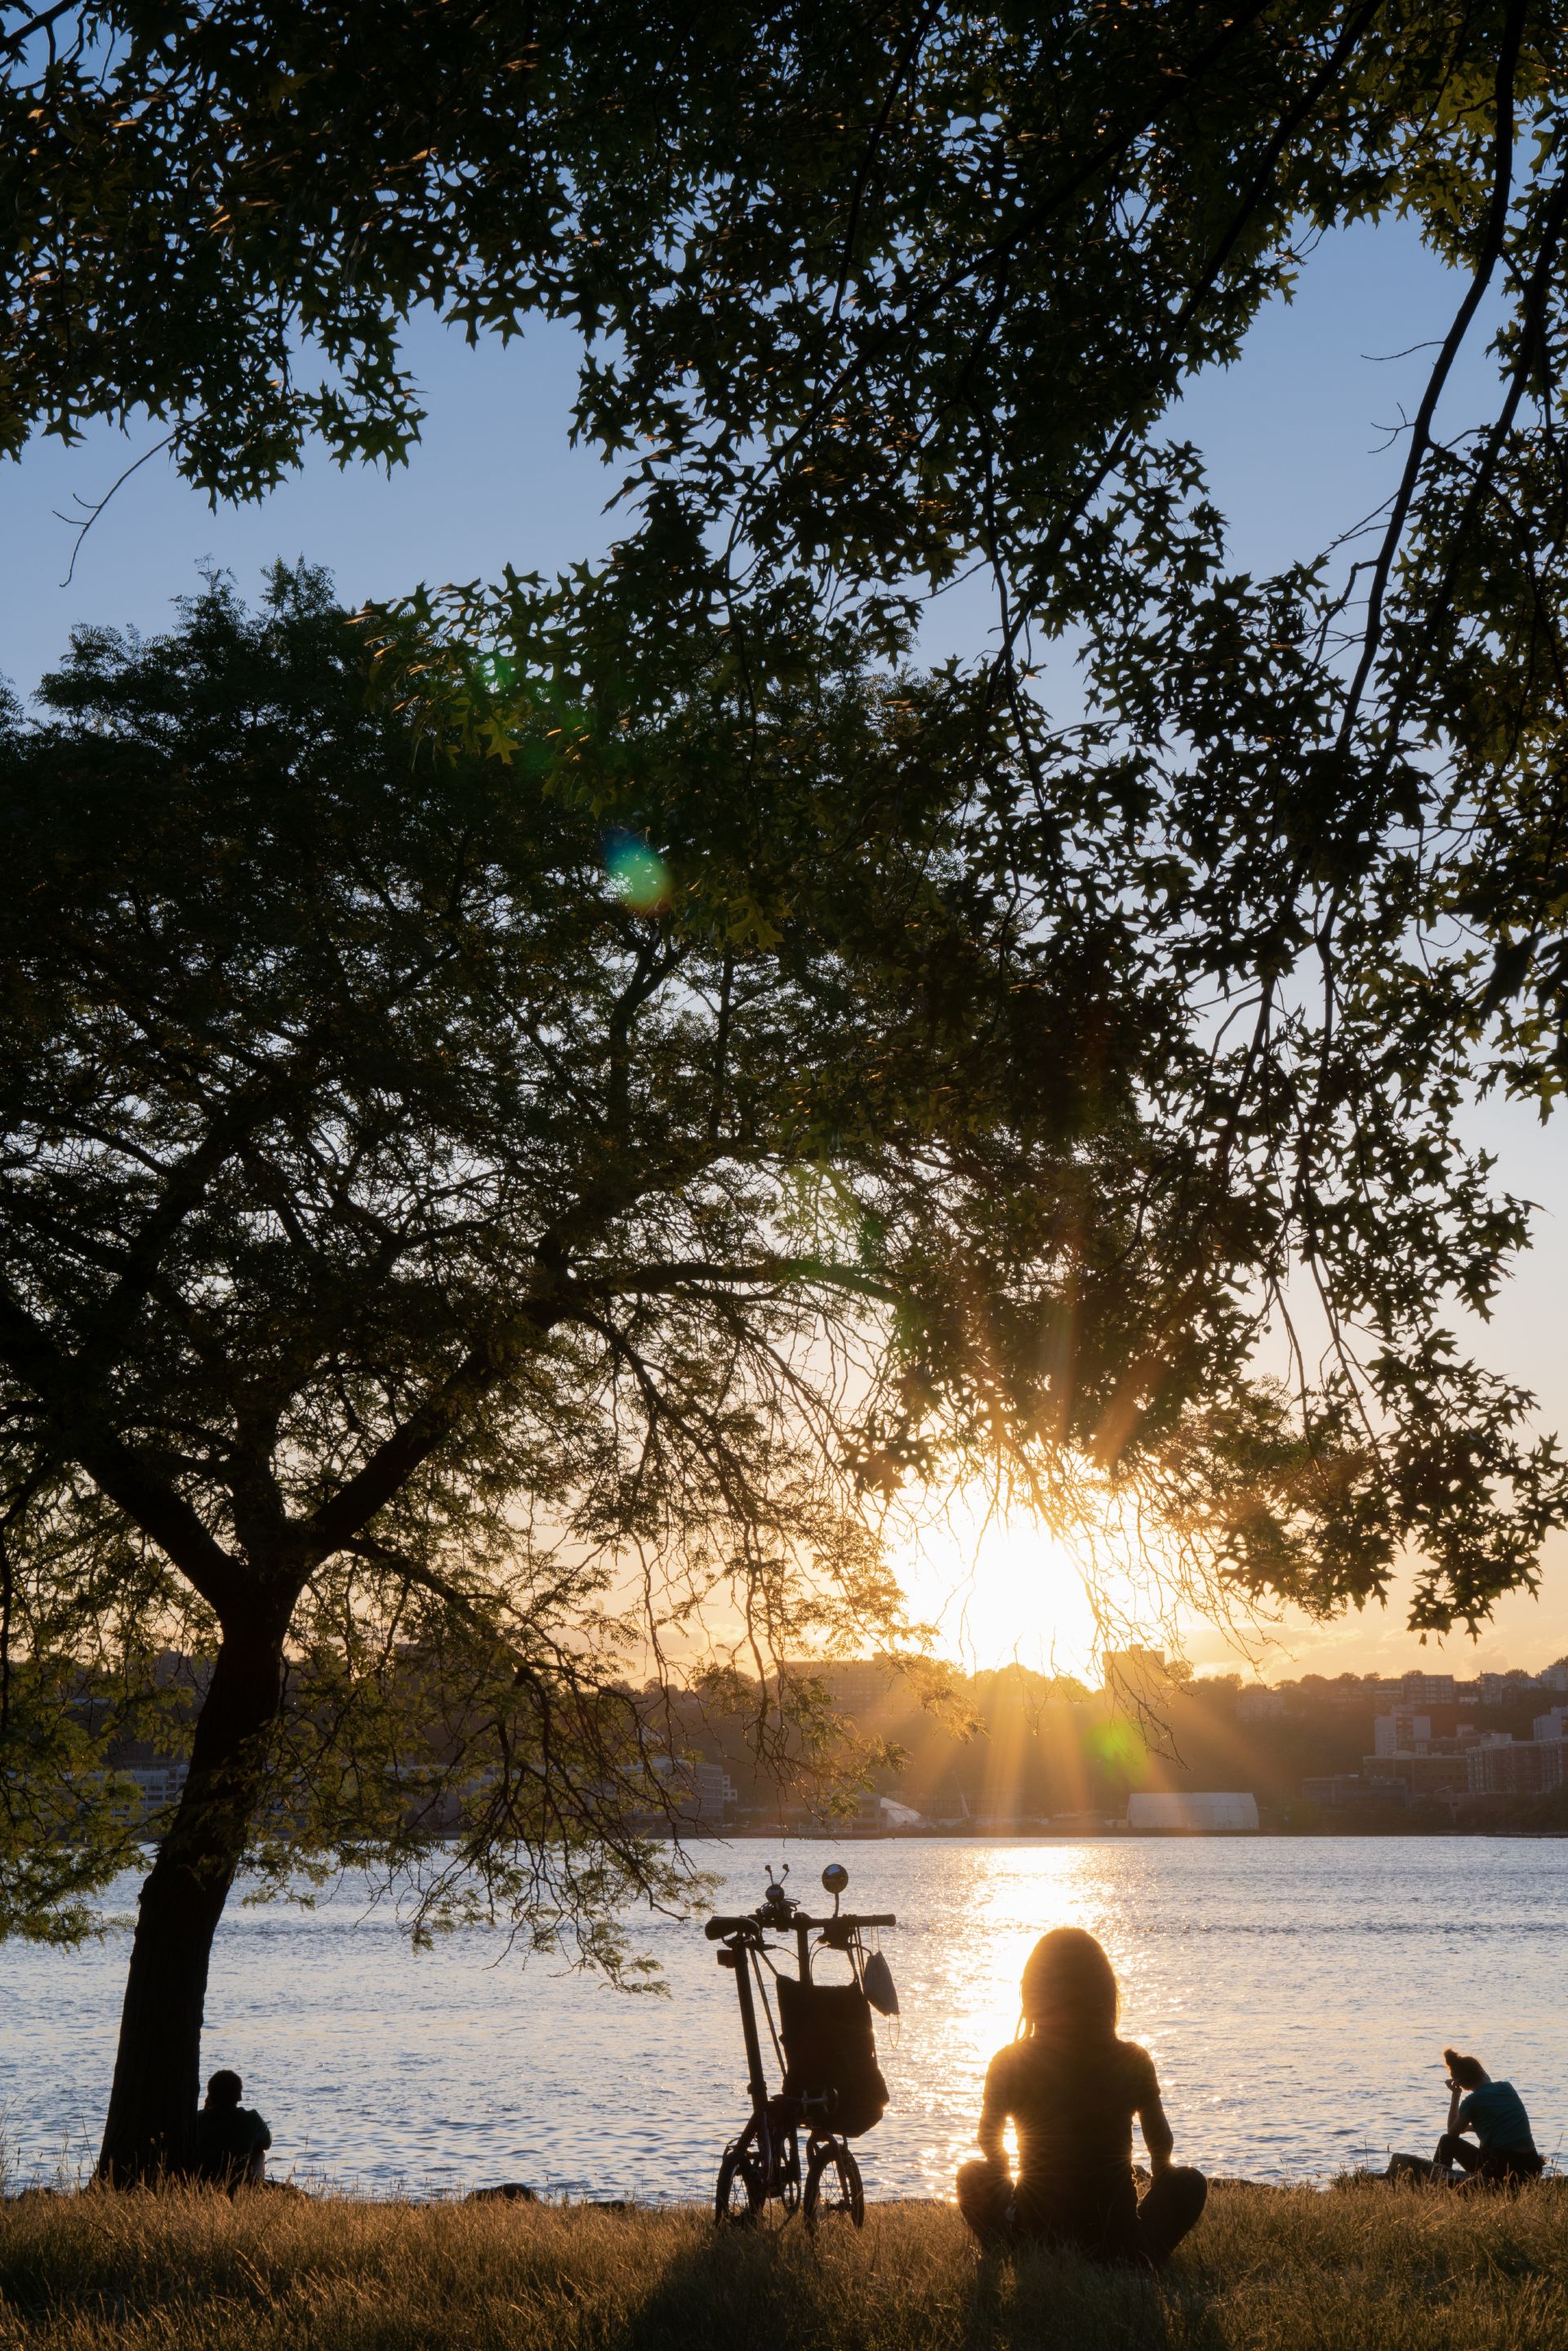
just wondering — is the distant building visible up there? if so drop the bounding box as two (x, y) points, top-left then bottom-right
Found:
(1400, 1672), (1456, 1707)
(1467, 1740), (1568, 1797)
(694, 1760), (737, 1818)
(1236, 1687), (1285, 1722)
(1374, 1712), (1432, 1756)
(122, 1763), (188, 1813)
(1540, 1661), (1568, 1695)
(1102, 1648), (1170, 1707)
(1363, 1751), (1468, 1798)
(1303, 1773), (1405, 1810)
(1474, 1671), (1540, 1705)
(1533, 1708), (1568, 1745)
(651, 1753), (737, 1823)
(877, 1796), (926, 1828)
(782, 1658), (900, 1716)
(1127, 1792), (1258, 1832)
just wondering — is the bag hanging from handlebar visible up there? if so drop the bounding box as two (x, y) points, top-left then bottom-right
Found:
(775, 1976), (889, 2139)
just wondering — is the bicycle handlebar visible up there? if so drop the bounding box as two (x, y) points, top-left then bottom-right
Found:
(703, 1911), (896, 1939)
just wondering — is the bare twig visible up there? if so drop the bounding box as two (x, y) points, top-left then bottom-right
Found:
(56, 434), (176, 587)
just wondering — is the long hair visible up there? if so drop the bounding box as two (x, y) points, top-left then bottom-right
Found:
(1018, 1927), (1120, 2040)
(1443, 2047), (1486, 2090)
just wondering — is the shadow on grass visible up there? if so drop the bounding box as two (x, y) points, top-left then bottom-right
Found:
(614, 2213), (1227, 2351)
(978, 2240), (1230, 2351)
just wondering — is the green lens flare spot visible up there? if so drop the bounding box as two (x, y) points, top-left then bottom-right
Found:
(604, 831), (672, 914)
(1089, 1720), (1145, 1770)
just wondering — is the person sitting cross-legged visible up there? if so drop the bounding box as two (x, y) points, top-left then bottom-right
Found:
(956, 1927), (1207, 2268)
(195, 2068), (273, 2191)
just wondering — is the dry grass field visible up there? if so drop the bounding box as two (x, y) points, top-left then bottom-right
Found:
(2, 2180), (1566, 2351)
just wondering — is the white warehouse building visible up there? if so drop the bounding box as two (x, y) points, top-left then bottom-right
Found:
(1127, 1792), (1259, 1833)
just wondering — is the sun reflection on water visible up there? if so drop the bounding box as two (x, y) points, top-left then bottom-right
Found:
(888, 1840), (1179, 2182)
(15, 1840), (1566, 2199)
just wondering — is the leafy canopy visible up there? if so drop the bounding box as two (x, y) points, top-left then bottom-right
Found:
(2, 3), (1567, 1658)
(0, 563), (1209, 1939)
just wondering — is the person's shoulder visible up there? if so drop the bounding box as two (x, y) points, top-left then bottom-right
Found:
(1116, 2039), (1160, 2092)
(986, 2039), (1024, 2086)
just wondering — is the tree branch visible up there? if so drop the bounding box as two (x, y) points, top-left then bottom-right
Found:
(78, 1085), (286, 1369)
(1334, 0), (1530, 756)
(572, 1254), (901, 1307)
(0, 0), (76, 60)
(301, 1299), (568, 1559)
(0, 1283), (243, 1612)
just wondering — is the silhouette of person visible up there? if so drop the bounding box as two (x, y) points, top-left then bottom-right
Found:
(195, 2068), (273, 2190)
(1387, 2047), (1544, 2189)
(956, 1926), (1207, 2266)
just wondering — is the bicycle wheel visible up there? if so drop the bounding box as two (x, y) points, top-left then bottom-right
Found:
(715, 2139), (766, 2224)
(804, 2139), (865, 2228)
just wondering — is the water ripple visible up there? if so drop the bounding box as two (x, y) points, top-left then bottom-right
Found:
(5, 1837), (1566, 2197)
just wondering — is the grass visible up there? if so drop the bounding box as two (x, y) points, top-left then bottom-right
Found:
(2, 2181), (1566, 2351)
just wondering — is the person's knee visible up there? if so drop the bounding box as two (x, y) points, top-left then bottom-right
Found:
(1156, 2165), (1208, 2220)
(1136, 2164), (1207, 2263)
(956, 2157), (1011, 2241)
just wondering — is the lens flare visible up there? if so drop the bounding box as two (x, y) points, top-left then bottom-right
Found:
(604, 830), (673, 914)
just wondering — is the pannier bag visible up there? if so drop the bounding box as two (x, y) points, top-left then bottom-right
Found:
(776, 1975), (889, 2138)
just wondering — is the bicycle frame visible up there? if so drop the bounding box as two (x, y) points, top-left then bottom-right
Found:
(706, 1870), (896, 2225)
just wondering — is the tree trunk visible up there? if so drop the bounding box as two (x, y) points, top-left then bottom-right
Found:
(97, 1621), (287, 2182)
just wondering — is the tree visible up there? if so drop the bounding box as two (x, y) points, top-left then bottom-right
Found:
(4, 8), (1566, 1582)
(1, 560), (1244, 2176)
(7, 2), (1568, 2167)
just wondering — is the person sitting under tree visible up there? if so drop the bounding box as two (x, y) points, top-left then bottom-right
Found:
(195, 2070), (272, 2190)
(1387, 2049), (1544, 2189)
(956, 1927), (1207, 2267)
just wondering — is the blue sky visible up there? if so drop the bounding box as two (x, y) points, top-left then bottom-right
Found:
(0, 218), (1505, 692)
(4, 213), (1561, 1674)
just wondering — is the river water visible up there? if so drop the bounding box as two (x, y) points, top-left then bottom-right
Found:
(4, 1838), (1565, 2198)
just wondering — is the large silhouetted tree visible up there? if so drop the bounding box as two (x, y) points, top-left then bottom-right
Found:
(0, 563), (1193, 2175)
(4, 4), (1566, 1467)
(4, 557), (1564, 2176)
(7, 1), (1568, 2175)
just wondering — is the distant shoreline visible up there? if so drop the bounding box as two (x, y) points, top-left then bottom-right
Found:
(666, 1823), (1568, 1841)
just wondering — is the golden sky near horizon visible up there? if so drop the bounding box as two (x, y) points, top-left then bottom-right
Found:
(896, 1080), (1568, 1688)
(897, 1506), (1568, 1688)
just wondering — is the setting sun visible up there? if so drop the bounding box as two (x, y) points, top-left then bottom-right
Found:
(892, 1493), (1126, 1683)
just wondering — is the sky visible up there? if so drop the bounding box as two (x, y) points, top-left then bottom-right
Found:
(2, 215), (1561, 1685)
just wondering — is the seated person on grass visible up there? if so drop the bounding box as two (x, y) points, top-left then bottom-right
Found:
(195, 2068), (273, 2190)
(1387, 2048), (1544, 2188)
(956, 1926), (1206, 2267)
